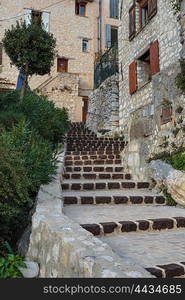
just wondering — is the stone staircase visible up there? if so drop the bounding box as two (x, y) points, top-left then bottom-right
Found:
(62, 122), (185, 278)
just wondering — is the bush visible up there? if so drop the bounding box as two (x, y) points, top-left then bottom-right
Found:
(0, 90), (70, 145)
(0, 120), (58, 193)
(0, 111), (25, 130)
(0, 121), (58, 244)
(0, 132), (31, 243)
(0, 242), (26, 278)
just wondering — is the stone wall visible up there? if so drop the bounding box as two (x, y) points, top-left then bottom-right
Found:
(26, 149), (151, 278)
(87, 74), (119, 133)
(118, 0), (185, 180)
(119, 0), (181, 129)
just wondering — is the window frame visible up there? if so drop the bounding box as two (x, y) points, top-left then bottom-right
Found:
(82, 39), (89, 52)
(75, 0), (87, 17)
(57, 58), (68, 73)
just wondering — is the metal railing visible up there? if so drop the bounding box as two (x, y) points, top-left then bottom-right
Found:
(94, 43), (118, 89)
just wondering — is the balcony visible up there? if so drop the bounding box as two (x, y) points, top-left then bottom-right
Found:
(94, 43), (118, 89)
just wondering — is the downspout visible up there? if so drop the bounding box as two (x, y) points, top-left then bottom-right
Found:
(98, 0), (102, 52)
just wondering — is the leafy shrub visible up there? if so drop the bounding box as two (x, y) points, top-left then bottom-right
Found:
(169, 153), (185, 171)
(0, 111), (25, 130)
(149, 147), (185, 172)
(0, 132), (31, 243)
(0, 90), (70, 145)
(0, 242), (26, 278)
(0, 120), (58, 193)
(0, 121), (58, 244)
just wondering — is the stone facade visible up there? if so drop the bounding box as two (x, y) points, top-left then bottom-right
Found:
(87, 74), (119, 132)
(118, 0), (185, 179)
(0, 0), (119, 121)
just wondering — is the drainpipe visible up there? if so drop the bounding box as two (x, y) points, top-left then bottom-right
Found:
(98, 0), (102, 52)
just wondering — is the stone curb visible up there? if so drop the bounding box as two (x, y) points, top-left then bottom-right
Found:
(81, 217), (185, 236)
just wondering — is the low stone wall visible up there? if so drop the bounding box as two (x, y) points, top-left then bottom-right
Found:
(87, 74), (119, 133)
(26, 149), (152, 278)
(149, 160), (185, 208)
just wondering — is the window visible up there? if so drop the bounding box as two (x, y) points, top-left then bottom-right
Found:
(75, 0), (86, 16)
(129, 40), (160, 94)
(110, 0), (119, 19)
(106, 25), (118, 48)
(24, 8), (50, 31)
(138, 0), (157, 29)
(139, 0), (148, 28)
(57, 58), (68, 72)
(137, 49), (151, 89)
(129, 0), (157, 39)
(82, 39), (89, 52)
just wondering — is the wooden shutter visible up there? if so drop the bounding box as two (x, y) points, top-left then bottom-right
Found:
(148, 0), (157, 19)
(24, 8), (32, 26)
(106, 24), (111, 48)
(129, 5), (136, 40)
(150, 40), (160, 76)
(42, 12), (50, 32)
(120, 0), (123, 19)
(129, 61), (137, 94)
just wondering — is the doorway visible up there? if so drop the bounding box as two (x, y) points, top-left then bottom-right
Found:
(82, 97), (89, 122)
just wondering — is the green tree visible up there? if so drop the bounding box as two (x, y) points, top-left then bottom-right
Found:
(2, 21), (56, 99)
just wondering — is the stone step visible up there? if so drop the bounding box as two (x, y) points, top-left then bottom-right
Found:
(99, 230), (185, 278)
(63, 194), (165, 205)
(66, 151), (121, 155)
(62, 173), (131, 180)
(65, 154), (121, 161)
(64, 166), (124, 173)
(146, 262), (185, 278)
(81, 216), (185, 236)
(67, 139), (124, 143)
(64, 160), (122, 166)
(61, 180), (150, 191)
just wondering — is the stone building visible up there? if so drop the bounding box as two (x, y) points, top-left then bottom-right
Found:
(0, 0), (119, 121)
(119, 0), (185, 179)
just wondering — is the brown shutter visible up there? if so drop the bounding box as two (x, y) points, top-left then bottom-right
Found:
(148, 0), (157, 19)
(150, 40), (160, 76)
(129, 5), (136, 40)
(129, 61), (137, 94)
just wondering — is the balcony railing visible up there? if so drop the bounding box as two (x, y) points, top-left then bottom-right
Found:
(94, 43), (118, 89)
